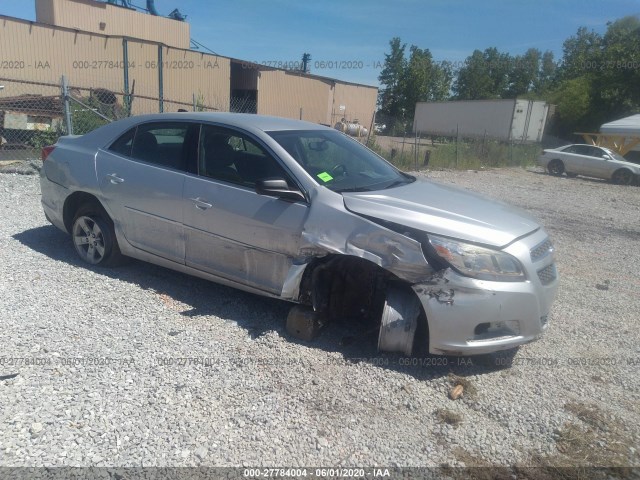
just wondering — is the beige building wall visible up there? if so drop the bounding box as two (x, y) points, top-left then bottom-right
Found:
(257, 71), (378, 127)
(257, 70), (333, 125)
(35, 0), (190, 49)
(2, 3), (376, 125)
(0, 15), (231, 115)
(0, 16), (123, 89)
(332, 82), (378, 127)
(161, 47), (231, 112)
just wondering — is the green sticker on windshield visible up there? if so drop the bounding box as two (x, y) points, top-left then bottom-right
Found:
(317, 172), (334, 182)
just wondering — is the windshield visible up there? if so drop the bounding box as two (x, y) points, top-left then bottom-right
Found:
(602, 148), (627, 162)
(267, 129), (413, 192)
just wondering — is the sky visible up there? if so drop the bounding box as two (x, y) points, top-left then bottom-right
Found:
(1, 0), (639, 86)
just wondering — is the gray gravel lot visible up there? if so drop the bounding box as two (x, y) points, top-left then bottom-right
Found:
(0, 166), (639, 472)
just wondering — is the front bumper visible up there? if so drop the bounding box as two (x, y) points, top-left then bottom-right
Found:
(413, 228), (558, 355)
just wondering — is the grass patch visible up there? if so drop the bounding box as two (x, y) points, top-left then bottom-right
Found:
(368, 137), (541, 171)
(521, 402), (635, 479)
(564, 401), (611, 432)
(435, 408), (463, 426)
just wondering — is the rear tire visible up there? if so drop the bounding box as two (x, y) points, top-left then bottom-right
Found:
(611, 168), (634, 185)
(71, 205), (124, 267)
(547, 159), (564, 176)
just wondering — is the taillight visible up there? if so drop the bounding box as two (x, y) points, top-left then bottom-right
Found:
(41, 145), (56, 161)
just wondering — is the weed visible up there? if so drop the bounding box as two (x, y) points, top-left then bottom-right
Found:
(435, 408), (463, 426)
(370, 137), (542, 171)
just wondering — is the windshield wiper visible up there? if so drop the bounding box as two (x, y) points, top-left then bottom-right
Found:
(383, 179), (411, 189)
(335, 186), (375, 193)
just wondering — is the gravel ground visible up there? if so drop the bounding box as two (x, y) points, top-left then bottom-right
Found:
(0, 165), (639, 473)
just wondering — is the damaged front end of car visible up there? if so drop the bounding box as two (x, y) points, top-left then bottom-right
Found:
(280, 185), (559, 357)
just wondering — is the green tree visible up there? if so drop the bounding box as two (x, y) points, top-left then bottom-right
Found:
(534, 50), (557, 93)
(377, 37), (407, 133)
(594, 16), (640, 117)
(378, 39), (453, 133)
(558, 26), (603, 80)
(430, 60), (454, 101)
(550, 77), (593, 135)
(548, 15), (640, 136)
(453, 48), (512, 99)
(402, 46), (452, 112)
(507, 48), (541, 97)
(403, 46), (433, 114)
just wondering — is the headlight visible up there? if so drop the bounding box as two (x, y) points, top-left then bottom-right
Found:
(427, 234), (526, 282)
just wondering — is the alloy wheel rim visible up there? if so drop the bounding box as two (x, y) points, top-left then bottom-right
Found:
(73, 216), (106, 264)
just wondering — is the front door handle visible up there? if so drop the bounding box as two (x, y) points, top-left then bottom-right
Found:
(106, 173), (124, 184)
(190, 197), (213, 210)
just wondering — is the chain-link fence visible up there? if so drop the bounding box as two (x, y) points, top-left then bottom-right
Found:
(0, 75), (251, 163)
(0, 78), (64, 163)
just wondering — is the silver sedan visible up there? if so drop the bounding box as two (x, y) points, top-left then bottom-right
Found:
(538, 144), (639, 185)
(40, 113), (558, 356)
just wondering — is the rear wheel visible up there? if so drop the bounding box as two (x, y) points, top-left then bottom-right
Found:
(547, 159), (564, 176)
(611, 168), (634, 185)
(71, 205), (124, 267)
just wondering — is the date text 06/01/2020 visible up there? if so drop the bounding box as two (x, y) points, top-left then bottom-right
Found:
(243, 468), (392, 478)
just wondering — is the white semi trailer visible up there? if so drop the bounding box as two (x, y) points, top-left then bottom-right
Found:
(413, 99), (550, 143)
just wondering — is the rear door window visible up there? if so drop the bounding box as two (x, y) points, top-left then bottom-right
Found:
(129, 122), (194, 171)
(108, 122), (195, 172)
(572, 145), (592, 156)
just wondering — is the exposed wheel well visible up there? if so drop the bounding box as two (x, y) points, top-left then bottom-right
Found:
(297, 255), (428, 339)
(63, 192), (107, 233)
(297, 255), (388, 321)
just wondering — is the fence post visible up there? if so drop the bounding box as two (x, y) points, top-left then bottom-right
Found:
(158, 45), (164, 113)
(61, 75), (73, 135)
(366, 110), (376, 147)
(414, 131), (418, 170)
(455, 124), (459, 168)
(123, 39), (131, 116)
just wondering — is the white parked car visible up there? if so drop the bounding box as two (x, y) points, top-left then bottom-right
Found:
(538, 144), (639, 185)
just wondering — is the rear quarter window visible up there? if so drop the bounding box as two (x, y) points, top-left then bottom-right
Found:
(108, 127), (136, 157)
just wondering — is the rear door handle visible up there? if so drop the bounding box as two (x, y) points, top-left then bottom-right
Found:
(107, 173), (124, 184)
(190, 197), (213, 210)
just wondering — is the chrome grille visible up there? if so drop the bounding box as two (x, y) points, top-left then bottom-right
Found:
(530, 238), (554, 262)
(537, 264), (557, 286)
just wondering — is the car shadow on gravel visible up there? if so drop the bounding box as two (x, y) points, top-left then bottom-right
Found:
(14, 224), (516, 382)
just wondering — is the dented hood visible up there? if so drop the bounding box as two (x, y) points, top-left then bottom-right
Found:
(342, 178), (539, 248)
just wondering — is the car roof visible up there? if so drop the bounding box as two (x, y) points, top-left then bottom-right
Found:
(562, 144), (600, 148)
(117, 112), (330, 132)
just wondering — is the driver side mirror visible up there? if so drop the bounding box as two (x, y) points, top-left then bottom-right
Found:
(603, 154), (611, 160)
(255, 178), (306, 202)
